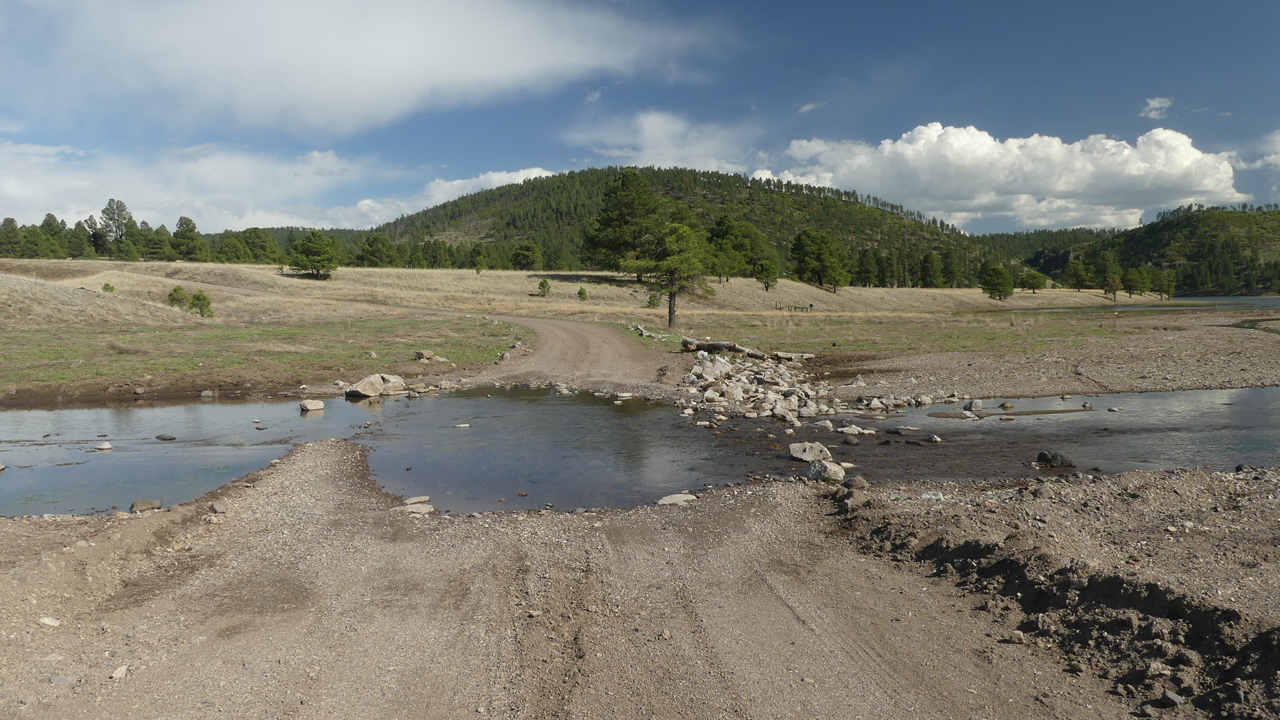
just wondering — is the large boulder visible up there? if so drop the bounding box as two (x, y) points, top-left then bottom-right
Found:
(789, 442), (832, 462)
(346, 374), (385, 397)
(964, 399), (983, 411)
(799, 459), (845, 482)
(299, 399), (325, 412)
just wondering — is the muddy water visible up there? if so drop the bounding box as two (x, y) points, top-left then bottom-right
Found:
(0, 389), (769, 517)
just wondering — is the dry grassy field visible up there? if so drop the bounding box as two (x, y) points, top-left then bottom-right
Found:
(3, 257), (1262, 402)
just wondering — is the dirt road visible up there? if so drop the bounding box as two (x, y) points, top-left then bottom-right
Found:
(0, 441), (1138, 719)
(471, 315), (673, 392)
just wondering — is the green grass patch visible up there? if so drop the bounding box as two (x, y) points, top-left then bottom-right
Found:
(0, 317), (533, 389)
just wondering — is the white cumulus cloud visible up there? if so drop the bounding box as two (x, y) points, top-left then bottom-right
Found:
(1140, 97), (1174, 120)
(776, 123), (1248, 228)
(0, 140), (552, 231)
(565, 111), (762, 173)
(3, 0), (702, 136)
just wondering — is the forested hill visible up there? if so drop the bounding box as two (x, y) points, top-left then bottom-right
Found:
(376, 166), (1002, 280)
(1005, 205), (1280, 295)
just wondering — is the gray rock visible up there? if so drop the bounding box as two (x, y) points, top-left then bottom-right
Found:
(789, 442), (832, 462)
(1036, 451), (1075, 468)
(963, 399), (983, 411)
(1082, 402), (1094, 410)
(414, 350), (435, 361)
(346, 374), (385, 397)
(0, 462), (5, 471)
(200, 390), (214, 398)
(403, 495), (431, 505)
(130, 499), (161, 513)
(1162, 689), (1185, 707)
(210, 502), (227, 514)
(393, 503), (435, 514)
(920, 491), (945, 501)
(95, 442), (113, 451)
(656, 493), (696, 507)
(109, 665), (129, 680)
(50, 675), (78, 686)
(499, 352), (511, 361)
(299, 399), (325, 412)
(841, 436), (859, 446)
(799, 460), (845, 482)
(155, 434), (176, 441)
(813, 419), (834, 430)
(843, 475), (870, 489)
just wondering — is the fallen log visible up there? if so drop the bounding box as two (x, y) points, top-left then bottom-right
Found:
(681, 337), (767, 359)
(681, 337), (814, 362)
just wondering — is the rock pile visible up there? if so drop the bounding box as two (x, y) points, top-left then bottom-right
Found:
(676, 351), (854, 426)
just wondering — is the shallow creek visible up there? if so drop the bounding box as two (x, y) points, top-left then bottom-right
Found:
(1, 386), (1277, 517)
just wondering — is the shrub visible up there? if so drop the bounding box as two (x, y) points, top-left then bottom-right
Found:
(647, 292), (660, 308)
(101, 282), (115, 293)
(189, 290), (213, 317)
(167, 285), (190, 308)
(537, 278), (551, 296)
(577, 287), (588, 301)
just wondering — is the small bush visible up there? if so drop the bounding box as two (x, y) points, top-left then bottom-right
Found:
(577, 287), (588, 301)
(101, 282), (115, 293)
(167, 285), (190, 308)
(646, 292), (660, 308)
(537, 278), (551, 297)
(189, 290), (213, 318)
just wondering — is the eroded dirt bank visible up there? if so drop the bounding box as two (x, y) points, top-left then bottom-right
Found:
(2, 440), (1154, 720)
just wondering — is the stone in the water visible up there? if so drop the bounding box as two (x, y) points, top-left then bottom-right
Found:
(789, 442), (832, 462)
(346, 374), (385, 397)
(95, 442), (113, 451)
(130, 499), (161, 513)
(656, 493), (696, 507)
(799, 459), (845, 482)
(403, 495), (431, 505)
(963, 399), (982, 411)
(299, 399), (325, 412)
(1036, 451), (1075, 468)
(155, 434), (176, 441)
(200, 390), (214, 398)
(454, 423), (471, 429)
(1082, 402), (1094, 410)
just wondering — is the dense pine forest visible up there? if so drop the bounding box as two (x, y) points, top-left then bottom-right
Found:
(2, 168), (1278, 296)
(995, 204), (1280, 296)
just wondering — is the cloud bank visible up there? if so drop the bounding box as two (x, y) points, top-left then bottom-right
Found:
(0, 140), (551, 231)
(3, 0), (701, 136)
(767, 123), (1248, 228)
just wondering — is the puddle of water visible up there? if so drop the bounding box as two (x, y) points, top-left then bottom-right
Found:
(0, 389), (754, 516)
(361, 387), (747, 514)
(1013, 295), (1280, 314)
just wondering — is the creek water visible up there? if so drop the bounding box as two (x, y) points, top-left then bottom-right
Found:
(0, 388), (754, 517)
(1, 386), (1277, 517)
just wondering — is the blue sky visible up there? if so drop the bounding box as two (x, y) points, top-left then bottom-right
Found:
(1, 0), (1277, 234)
